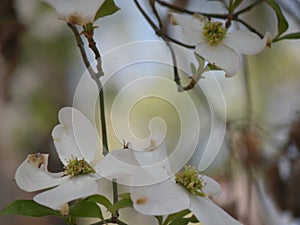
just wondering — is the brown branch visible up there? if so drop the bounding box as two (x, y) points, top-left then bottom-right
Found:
(155, 0), (265, 37)
(133, 0), (195, 49)
(67, 23), (96, 77)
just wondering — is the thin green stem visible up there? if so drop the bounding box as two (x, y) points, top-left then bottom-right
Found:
(112, 178), (119, 219)
(80, 26), (122, 224)
(95, 78), (109, 155)
(68, 22), (123, 225)
(67, 23), (109, 156)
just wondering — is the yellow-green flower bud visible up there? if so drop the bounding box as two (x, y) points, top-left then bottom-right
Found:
(64, 157), (95, 177)
(203, 21), (227, 45)
(175, 165), (206, 197)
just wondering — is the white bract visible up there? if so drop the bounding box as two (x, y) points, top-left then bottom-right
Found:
(95, 132), (171, 186)
(15, 107), (103, 211)
(42, 0), (105, 25)
(99, 136), (242, 225)
(171, 12), (271, 77)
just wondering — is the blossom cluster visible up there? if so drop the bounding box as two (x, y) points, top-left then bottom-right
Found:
(15, 107), (242, 224)
(5, 0), (298, 224)
(43, 0), (270, 77)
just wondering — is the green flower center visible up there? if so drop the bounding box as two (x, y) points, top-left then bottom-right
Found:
(64, 157), (95, 177)
(202, 21), (227, 45)
(175, 165), (206, 197)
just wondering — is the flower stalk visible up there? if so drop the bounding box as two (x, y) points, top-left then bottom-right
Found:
(67, 23), (108, 156)
(67, 22), (120, 223)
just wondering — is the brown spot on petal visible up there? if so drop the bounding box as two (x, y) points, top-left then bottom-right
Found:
(170, 15), (178, 25)
(28, 153), (46, 168)
(60, 203), (69, 216)
(136, 197), (148, 205)
(67, 13), (83, 25)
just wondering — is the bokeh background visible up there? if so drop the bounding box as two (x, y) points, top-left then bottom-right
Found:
(1, 0), (300, 224)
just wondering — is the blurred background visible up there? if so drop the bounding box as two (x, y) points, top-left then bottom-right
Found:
(0, 0), (300, 224)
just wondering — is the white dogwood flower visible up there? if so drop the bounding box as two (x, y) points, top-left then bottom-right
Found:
(171, 12), (271, 77)
(15, 107), (103, 211)
(131, 166), (242, 225)
(42, 0), (106, 25)
(98, 136), (242, 225)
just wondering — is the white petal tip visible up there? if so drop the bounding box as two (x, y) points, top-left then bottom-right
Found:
(51, 124), (64, 141)
(225, 73), (235, 78)
(58, 107), (74, 123)
(170, 14), (179, 25)
(265, 32), (273, 49)
(27, 153), (49, 168)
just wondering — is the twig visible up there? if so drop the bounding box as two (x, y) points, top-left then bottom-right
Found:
(133, 0), (194, 49)
(136, 0), (197, 91)
(150, 0), (163, 29)
(148, 0), (183, 90)
(83, 24), (105, 77)
(166, 41), (182, 90)
(134, 0), (266, 93)
(155, 0), (265, 38)
(155, 0), (227, 19)
(67, 23), (96, 77)
(67, 23), (109, 156)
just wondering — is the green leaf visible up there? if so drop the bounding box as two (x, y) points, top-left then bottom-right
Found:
(109, 198), (133, 212)
(188, 215), (198, 223)
(274, 32), (300, 42)
(169, 218), (190, 225)
(83, 194), (113, 212)
(69, 201), (103, 219)
(163, 209), (191, 225)
(194, 52), (205, 70)
(0, 200), (60, 217)
(155, 216), (163, 225)
(94, 0), (120, 21)
(190, 63), (197, 74)
(118, 193), (131, 199)
(264, 0), (288, 38)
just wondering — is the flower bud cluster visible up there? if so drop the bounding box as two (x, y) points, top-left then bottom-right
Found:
(64, 157), (95, 177)
(202, 21), (227, 45)
(175, 165), (206, 197)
